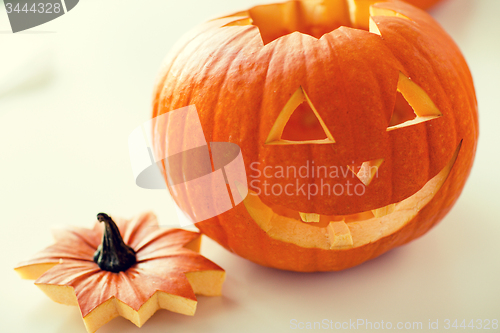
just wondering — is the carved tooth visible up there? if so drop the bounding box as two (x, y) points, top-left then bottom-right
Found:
(327, 221), (353, 249)
(372, 204), (396, 218)
(299, 212), (320, 223)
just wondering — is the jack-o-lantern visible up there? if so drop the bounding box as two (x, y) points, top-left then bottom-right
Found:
(404, 0), (442, 10)
(152, 0), (478, 271)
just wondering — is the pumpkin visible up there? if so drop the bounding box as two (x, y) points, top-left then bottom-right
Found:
(404, 0), (442, 10)
(152, 0), (478, 272)
(15, 212), (225, 332)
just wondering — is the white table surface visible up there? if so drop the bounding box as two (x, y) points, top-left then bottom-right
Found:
(1, 0), (499, 332)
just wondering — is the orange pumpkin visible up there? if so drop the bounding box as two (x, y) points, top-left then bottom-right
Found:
(404, 0), (442, 10)
(15, 212), (225, 332)
(152, 0), (478, 272)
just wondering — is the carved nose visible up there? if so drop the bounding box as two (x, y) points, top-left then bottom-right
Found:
(348, 158), (384, 186)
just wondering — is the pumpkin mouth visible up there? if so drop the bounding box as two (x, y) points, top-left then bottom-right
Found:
(240, 142), (461, 250)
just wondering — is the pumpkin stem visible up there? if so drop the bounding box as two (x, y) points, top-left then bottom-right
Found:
(93, 213), (136, 273)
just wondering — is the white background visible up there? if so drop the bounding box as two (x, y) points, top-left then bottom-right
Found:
(1, 0), (499, 332)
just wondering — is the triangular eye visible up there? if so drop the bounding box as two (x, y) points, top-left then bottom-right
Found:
(387, 72), (442, 131)
(348, 158), (384, 186)
(389, 91), (415, 127)
(265, 86), (335, 145)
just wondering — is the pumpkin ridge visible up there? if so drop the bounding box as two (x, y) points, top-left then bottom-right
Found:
(134, 268), (197, 301)
(133, 228), (199, 253)
(323, 30), (354, 156)
(136, 244), (197, 262)
(35, 261), (100, 289)
(185, 26), (255, 119)
(137, 252), (223, 273)
(116, 271), (154, 310)
(442, 63), (475, 153)
(75, 272), (119, 316)
(153, 25), (227, 119)
(298, 33), (319, 212)
(53, 226), (101, 251)
(204, 33), (246, 139)
(121, 212), (158, 246)
(157, 26), (235, 117)
(209, 25), (257, 134)
(174, 29), (256, 220)
(17, 244), (93, 267)
(255, 37), (278, 162)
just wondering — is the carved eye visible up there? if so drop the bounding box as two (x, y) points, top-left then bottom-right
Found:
(265, 86), (335, 145)
(387, 72), (442, 131)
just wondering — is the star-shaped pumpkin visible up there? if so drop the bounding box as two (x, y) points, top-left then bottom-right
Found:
(15, 212), (225, 333)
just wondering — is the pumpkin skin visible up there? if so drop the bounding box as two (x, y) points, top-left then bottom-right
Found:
(152, 0), (478, 272)
(404, 0), (442, 10)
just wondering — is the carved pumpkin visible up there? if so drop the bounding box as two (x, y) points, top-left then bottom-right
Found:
(404, 0), (441, 10)
(152, 0), (478, 271)
(15, 212), (225, 332)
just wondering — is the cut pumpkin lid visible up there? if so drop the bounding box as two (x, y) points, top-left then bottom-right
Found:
(14, 212), (226, 333)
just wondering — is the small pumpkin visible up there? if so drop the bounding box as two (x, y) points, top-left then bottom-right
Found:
(152, 0), (478, 271)
(15, 212), (225, 332)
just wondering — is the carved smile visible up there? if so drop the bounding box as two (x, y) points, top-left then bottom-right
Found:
(241, 143), (461, 250)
